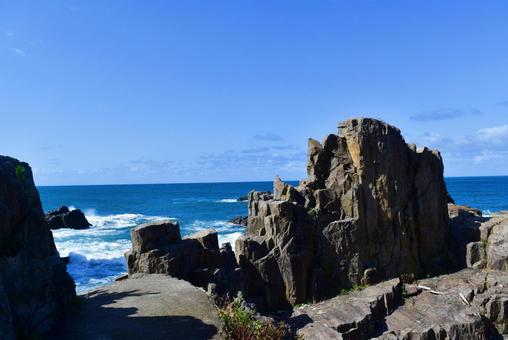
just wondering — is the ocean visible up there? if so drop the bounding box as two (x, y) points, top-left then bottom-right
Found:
(38, 177), (508, 294)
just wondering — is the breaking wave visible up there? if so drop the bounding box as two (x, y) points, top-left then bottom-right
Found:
(52, 212), (245, 293)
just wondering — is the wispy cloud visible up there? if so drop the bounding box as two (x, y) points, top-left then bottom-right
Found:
(498, 100), (508, 106)
(271, 144), (300, 151)
(11, 47), (26, 57)
(477, 124), (508, 143)
(252, 133), (283, 141)
(473, 150), (507, 164)
(3, 29), (13, 38)
(199, 147), (306, 173)
(241, 147), (270, 154)
(410, 108), (481, 122)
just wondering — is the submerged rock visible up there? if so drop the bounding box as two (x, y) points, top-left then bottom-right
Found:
(46, 205), (91, 230)
(228, 216), (248, 226)
(0, 156), (76, 338)
(125, 220), (240, 298)
(236, 118), (451, 310)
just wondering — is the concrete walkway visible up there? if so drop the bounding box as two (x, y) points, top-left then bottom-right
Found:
(55, 274), (223, 340)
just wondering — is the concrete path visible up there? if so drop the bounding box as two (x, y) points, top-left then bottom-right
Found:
(55, 274), (223, 340)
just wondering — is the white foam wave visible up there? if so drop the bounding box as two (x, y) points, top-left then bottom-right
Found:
(218, 232), (243, 247)
(57, 239), (132, 260)
(217, 198), (239, 203)
(67, 252), (126, 294)
(482, 210), (493, 217)
(187, 219), (244, 233)
(53, 212), (245, 293)
(187, 219), (245, 248)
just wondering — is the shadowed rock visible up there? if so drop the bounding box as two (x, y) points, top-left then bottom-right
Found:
(54, 274), (223, 340)
(236, 118), (450, 310)
(46, 206), (91, 230)
(0, 156), (76, 338)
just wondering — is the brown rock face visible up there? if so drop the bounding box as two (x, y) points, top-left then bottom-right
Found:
(0, 156), (76, 338)
(236, 118), (450, 310)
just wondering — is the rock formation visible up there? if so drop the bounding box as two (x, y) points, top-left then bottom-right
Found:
(451, 205), (508, 271)
(228, 216), (248, 226)
(46, 206), (91, 230)
(236, 118), (450, 310)
(0, 156), (76, 338)
(290, 269), (508, 339)
(287, 202), (508, 339)
(125, 220), (240, 297)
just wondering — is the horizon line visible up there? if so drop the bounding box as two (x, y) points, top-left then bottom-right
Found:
(36, 174), (508, 188)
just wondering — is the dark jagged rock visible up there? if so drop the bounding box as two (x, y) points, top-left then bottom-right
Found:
(125, 220), (241, 298)
(45, 205), (91, 230)
(0, 156), (76, 338)
(236, 118), (451, 310)
(228, 216), (248, 226)
(448, 204), (488, 269)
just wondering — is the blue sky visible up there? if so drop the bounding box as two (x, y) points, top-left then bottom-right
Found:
(1, 1), (507, 185)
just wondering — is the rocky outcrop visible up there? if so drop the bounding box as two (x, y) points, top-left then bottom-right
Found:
(228, 216), (248, 226)
(46, 206), (91, 230)
(0, 156), (76, 338)
(290, 279), (402, 339)
(125, 220), (240, 298)
(462, 210), (508, 271)
(288, 269), (508, 339)
(236, 118), (450, 310)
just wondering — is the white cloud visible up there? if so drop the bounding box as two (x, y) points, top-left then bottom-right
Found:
(3, 29), (13, 37)
(11, 47), (26, 57)
(473, 150), (506, 164)
(477, 125), (508, 143)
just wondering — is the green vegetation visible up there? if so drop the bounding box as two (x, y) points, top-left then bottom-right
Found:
(307, 207), (319, 218)
(15, 164), (26, 181)
(218, 296), (287, 340)
(339, 284), (366, 295)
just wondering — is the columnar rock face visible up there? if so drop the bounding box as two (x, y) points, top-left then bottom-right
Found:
(461, 209), (508, 270)
(0, 156), (76, 338)
(125, 220), (240, 296)
(236, 118), (450, 310)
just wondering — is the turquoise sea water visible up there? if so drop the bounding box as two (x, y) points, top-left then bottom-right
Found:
(38, 177), (508, 293)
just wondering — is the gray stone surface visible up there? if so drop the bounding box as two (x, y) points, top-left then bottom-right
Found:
(289, 269), (508, 339)
(236, 118), (450, 310)
(290, 279), (401, 339)
(54, 274), (223, 340)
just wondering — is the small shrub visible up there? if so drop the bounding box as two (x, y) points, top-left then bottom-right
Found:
(307, 207), (320, 219)
(339, 284), (366, 295)
(15, 164), (26, 181)
(399, 273), (416, 284)
(218, 296), (286, 340)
